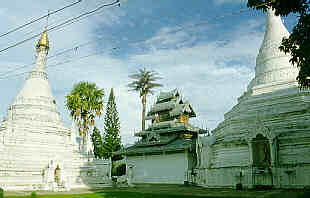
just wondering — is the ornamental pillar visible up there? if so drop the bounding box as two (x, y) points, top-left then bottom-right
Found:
(247, 140), (254, 189)
(248, 141), (253, 165)
(269, 139), (277, 166)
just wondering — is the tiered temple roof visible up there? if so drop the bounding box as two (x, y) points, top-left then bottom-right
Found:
(122, 89), (207, 155)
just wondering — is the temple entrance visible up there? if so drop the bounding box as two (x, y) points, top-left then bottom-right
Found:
(54, 165), (61, 185)
(252, 134), (271, 166)
(252, 134), (273, 188)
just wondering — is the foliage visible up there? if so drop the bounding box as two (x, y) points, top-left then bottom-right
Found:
(111, 163), (126, 176)
(30, 192), (37, 198)
(247, 0), (310, 88)
(90, 127), (104, 159)
(128, 67), (162, 131)
(0, 188), (3, 198)
(102, 88), (122, 159)
(66, 81), (104, 144)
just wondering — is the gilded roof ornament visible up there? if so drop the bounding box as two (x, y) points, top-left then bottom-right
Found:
(36, 27), (49, 50)
(36, 10), (50, 50)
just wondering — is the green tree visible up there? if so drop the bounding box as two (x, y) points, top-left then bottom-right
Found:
(248, 0), (310, 88)
(66, 81), (104, 144)
(102, 88), (122, 159)
(0, 188), (3, 198)
(91, 126), (104, 159)
(128, 68), (162, 131)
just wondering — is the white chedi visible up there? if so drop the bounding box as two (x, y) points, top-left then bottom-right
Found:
(194, 8), (310, 189)
(248, 8), (299, 94)
(0, 29), (111, 191)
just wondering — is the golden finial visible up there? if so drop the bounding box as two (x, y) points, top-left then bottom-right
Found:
(36, 10), (50, 50)
(36, 27), (49, 50)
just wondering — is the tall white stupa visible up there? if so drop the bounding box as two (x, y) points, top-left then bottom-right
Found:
(195, 8), (310, 189)
(247, 8), (299, 94)
(0, 28), (111, 191)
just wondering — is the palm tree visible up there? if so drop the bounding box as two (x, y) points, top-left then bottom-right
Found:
(66, 81), (104, 144)
(128, 68), (162, 131)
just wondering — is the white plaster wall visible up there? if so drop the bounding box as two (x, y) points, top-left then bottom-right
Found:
(127, 152), (188, 184)
(211, 145), (250, 168)
(278, 135), (310, 165)
(0, 37), (112, 191)
(194, 167), (251, 188)
(0, 121), (112, 190)
(196, 8), (310, 189)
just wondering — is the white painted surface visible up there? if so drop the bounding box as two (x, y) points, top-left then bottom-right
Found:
(127, 153), (188, 184)
(0, 35), (111, 191)
(248, 8), (299, 94)
(194, 8), (310, 189)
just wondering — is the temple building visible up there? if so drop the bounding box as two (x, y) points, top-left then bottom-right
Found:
(121, 89), (207, 184)
(194, 8), (310, 189)
(0, 29), (111, 191)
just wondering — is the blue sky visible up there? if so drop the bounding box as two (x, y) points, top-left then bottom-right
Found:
(0, 0), (298, 144)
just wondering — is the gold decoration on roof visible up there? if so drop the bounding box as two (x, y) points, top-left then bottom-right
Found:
(36, 27), (49, 50)
(184, 133), (193, 140)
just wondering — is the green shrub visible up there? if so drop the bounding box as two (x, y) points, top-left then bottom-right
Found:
(301, 190), (310, 198)
(0, 188), (3, 198)
(30, 191), (37, 198)
(112, 163), (126, 176)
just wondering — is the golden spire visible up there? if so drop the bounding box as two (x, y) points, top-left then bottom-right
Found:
(36, 27), (49, 50)
(36, 10), (50, 50)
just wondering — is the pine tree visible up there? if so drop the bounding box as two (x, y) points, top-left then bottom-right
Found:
(103, 88), (121, 159)
(90, 126), (104, 159)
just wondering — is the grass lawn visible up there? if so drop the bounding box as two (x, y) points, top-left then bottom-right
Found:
(6, 190), (310, 198)
(4, 185), (310, 198)
(6, 191), (206, 198)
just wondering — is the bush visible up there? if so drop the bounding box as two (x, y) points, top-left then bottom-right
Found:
(301, 190), (310, 198)
(236, 183), (243, 190)
(30, 191), (37, 198)
(112, 163), (126, 176)
(0, 188), (3, 198)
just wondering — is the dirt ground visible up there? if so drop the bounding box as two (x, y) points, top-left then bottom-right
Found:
(4, 184), (310, 198)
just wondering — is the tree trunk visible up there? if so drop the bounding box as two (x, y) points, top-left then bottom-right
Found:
(83, 131), (86, 145)
(141, 94), (146, 131)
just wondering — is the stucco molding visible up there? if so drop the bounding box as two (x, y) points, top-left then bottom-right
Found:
(246, 120), (276, 142)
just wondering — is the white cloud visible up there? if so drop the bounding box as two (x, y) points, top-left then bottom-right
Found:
(0, 0), (266, 145)
(129, 18), (264, 131)
(214, 0), (247, 5)
(144, 26), (192, 49)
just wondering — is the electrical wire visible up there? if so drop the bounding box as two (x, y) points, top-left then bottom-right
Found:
(0, 0), (83, 39)
(129, 1), (271, 47)
(0, 47), (119, 80)
(0, 35), (110, 77)
(0, 0), (265, 55)
(0, 0), (120, 54)
(0, 1), (269, 79)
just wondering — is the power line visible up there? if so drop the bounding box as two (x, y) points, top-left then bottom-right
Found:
(0, 0), (83, 39)
(0, 2), (123, 77)
(0, 1), (269, 79)
(0, 0), (264, 55)
(0, 34), (110, 77)
(1, 0), (114, 47)
(130, 2), (271, 47)
(0, 47), (119, 80)
(0, 0), (120, 54)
